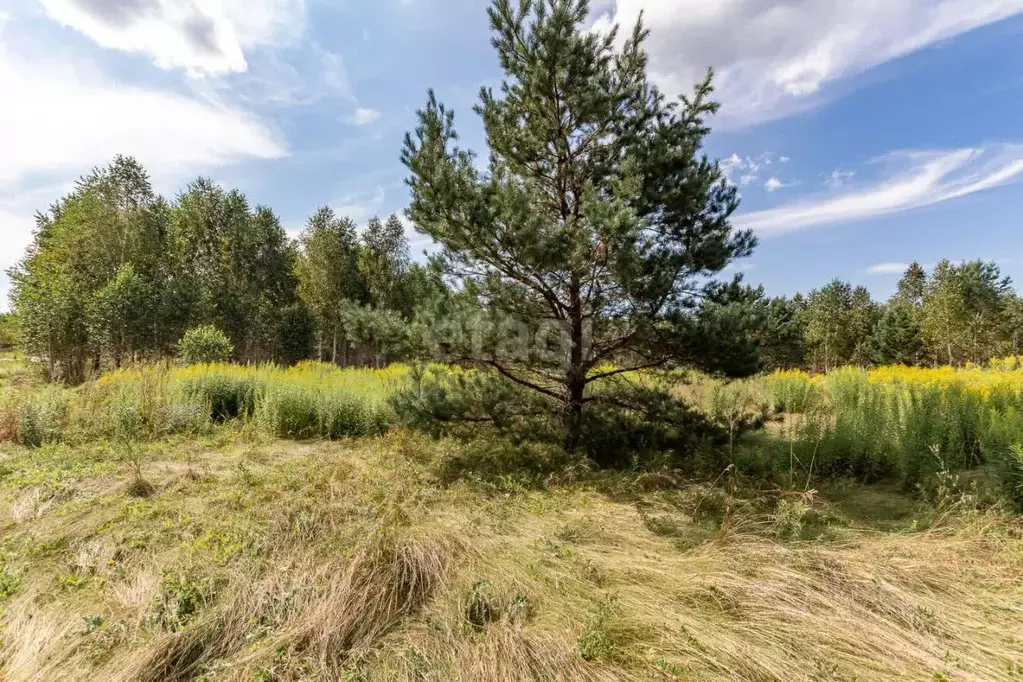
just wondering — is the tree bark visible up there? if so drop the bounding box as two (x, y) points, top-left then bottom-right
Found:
(564, 277), (585, 450)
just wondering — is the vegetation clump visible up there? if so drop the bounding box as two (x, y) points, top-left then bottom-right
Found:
(177, 326), (234, 366)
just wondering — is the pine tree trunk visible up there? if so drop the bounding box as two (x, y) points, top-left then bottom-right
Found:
(564, 278), (585, 452)
(565, 375), (585, 451)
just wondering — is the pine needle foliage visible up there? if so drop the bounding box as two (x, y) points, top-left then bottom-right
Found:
(402, 0), (758, 449)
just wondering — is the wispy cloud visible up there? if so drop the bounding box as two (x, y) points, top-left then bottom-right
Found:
(720, 152), (782, 186)
(347, 107), (381, 125)
(866, 262), (912, 275)
(0, 45), (285, 186)
(333, 185), (386, 225)
(764, 177), (798, 192)
(824, 169), (855, 189)
(739, 145), (1023, 235)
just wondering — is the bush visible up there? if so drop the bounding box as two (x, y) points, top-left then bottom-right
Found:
(177, 326), (233, 365)
(11, 388), (68, 447)
(392, 366), (722, 470)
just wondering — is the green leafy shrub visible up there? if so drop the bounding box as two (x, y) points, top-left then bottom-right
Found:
(578, 594), (623, 661)
(15, 387), (69, 447)
(148, 572), (220, 632)
(0, 563), (22, 601)
(177, 326), (233, 365)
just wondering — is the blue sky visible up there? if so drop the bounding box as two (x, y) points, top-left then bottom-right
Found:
(2, 0), (1023, 310)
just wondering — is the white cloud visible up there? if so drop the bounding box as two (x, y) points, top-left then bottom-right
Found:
(591, 1), (1023, 126)
(739, 145), (1023, 235)
(720, 152), (776, 185)
(39, 0), (307, 76)
(866, 262), (912, 275)
(779, 156), (791, 164)
(764, 177), (783, 192)
(0, 47), (285, 185)
(824, 169), (856, 189)
(318, 48), (351, 98)
(347, 107), (381, 125)
(719, 153), (742, 178)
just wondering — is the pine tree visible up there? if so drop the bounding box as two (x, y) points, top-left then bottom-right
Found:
(402, 0), (757, 447)
(755, 296), (806, 369)
(894, 261), (927, 308)
(867, 303), (923, 366)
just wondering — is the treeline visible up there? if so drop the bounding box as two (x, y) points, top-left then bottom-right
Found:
(8, 157), (1022, 383)
(758, 261), (1023, 371)
(7, 156), (445, 382)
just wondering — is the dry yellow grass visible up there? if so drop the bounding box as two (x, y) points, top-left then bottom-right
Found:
(0, 432), (1021, 681)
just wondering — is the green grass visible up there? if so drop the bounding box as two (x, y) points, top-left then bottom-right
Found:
(1, 430), (1022, 681)
(2, 360), (1023, 679)
(0, 352), (42, 390)
(0, 361), (409, 447)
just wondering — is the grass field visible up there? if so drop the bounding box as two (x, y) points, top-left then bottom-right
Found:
(2, 356), (1023, 680)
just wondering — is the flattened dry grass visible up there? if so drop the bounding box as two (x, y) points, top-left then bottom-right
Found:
(0, 433), (1021, 681)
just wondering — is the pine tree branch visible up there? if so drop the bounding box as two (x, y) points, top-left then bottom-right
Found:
(585, 359), (667, 384)
(486, 359), (564, 401)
